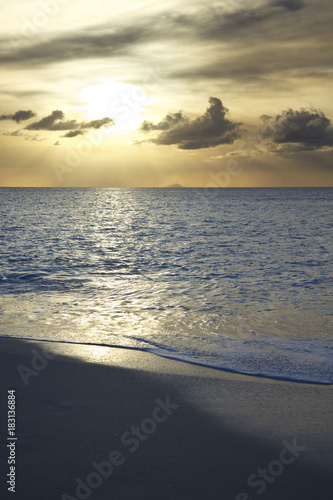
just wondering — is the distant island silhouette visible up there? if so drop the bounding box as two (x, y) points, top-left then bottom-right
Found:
(166, 183), (185, 188)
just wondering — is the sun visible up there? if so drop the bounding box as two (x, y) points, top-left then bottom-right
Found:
(79, 79), (150, 134)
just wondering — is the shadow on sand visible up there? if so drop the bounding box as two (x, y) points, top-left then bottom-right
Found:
(0, 338), (332, 500)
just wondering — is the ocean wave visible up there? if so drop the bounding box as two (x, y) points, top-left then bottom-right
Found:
(0, 272), (92, 293)
(1, 334), (332, 385)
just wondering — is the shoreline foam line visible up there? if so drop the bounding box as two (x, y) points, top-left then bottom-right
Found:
(1, 335), (332, 386)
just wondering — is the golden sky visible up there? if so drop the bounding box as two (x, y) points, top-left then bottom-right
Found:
(0, 0), (332, 187)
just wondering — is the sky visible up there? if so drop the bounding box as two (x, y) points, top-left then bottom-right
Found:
(0, 0), (332, 187)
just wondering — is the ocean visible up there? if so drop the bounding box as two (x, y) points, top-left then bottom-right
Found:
(0, 187), (332, 384)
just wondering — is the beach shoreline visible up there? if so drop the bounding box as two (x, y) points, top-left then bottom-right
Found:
(1, 337), (332, 499)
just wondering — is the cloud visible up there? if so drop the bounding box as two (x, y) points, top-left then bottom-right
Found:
(25, 134), (45, 142)
(139, 97), (241, 149)
(1, 22), (154, 66)
(1, 130), (23, 137)
(0, 110), (36, 123)
(0, 1), (329, 106)
(80, 117), (114, 129)
(167, 1), (329, 89)
(0, 1), (311, 68)
(259, 107), (333, 154)
(167, 0), (330, 87)
(25, 110), (114, 135)
(273, 0), (305, 11)
(25, 110), (60, 130)
(140, 112), (186, 132)
(62, 130), (85, 138)
(180, 0), (309, 43)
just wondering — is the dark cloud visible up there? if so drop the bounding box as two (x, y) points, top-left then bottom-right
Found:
(25, 110), (114, 134)
(80, 118), (114, 129)
(167, 0), (330, 86)
(0, 1), (329, 109)
(273, 0), (305, 11)
(0, 109), (36, 122)
(140, 112), (186, 132)
(180, 0), (310, 43)
(25, 110), (65, 130)
(259, 108), (333, 153)
(139, 97), (241, 150)
(170, 41), (332, 85)
(1, 130), (24, 137)
(62, 130), (85, 138)
(0, 1), (314, 68)
(1, 23), (153, 66)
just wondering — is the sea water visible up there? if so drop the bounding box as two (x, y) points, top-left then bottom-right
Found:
(0, 187), (332, 383)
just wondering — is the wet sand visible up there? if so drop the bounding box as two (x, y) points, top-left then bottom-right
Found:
(0, 337), (332, 499)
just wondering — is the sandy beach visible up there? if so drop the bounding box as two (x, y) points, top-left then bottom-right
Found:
(0, 337), (332, 500)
